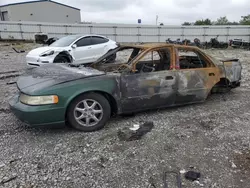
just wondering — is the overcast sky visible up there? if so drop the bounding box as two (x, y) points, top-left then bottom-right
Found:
(1, 0), (250, 25)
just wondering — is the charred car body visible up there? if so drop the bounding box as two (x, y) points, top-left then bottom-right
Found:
(10, 44), (242, 132)
(230, 39), (250, 49)
(204, 35), (228, 49)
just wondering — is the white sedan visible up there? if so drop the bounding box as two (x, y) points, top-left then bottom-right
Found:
(26, 34), (118, 67)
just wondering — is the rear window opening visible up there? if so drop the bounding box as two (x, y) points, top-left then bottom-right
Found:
(176, 48), (211, 69)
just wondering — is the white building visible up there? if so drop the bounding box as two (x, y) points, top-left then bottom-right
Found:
(0, 0), (81, 23)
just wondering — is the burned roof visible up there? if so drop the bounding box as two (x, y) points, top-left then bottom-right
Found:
(121, 43), (200, 50)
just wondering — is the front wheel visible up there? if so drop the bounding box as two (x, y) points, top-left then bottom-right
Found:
(67, 93), (111, 132)
(54, 55), (69, 63)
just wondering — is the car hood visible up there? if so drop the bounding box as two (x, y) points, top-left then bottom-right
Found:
(17, 64), (105, 93)
(27, 46), (66, 56)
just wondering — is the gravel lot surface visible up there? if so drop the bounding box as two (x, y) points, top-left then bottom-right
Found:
(0, 43), (250, 188)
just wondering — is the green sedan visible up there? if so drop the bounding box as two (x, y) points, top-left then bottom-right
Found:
(9, 44), (242, 131)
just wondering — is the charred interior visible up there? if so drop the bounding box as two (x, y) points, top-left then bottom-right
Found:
(93, 46), (173, 73)
(92, 45), (217, 74)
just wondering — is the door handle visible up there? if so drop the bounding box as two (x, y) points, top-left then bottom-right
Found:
(165, 76), (174, 80)
(209, 73), (215, 76)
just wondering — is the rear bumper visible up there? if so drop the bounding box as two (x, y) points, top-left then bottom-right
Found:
(9, 94), (65, 126)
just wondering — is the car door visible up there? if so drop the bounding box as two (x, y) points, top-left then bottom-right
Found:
(120, 49), (178, 112)
(91, 36), (110, 60)
(175, 47), (220, 104)
(71, 36), (96, 64)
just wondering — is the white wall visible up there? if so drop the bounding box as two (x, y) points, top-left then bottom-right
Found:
(2, 1), (80, 23)
(0, 21), (250, 42)
(0, 6), (10, 21)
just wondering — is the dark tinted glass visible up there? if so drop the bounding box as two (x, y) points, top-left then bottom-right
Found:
(75, 37), (92, 47)
(91, 37), (109, 45)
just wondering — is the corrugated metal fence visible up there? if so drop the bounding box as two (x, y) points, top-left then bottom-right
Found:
(1, 21), (250, 42)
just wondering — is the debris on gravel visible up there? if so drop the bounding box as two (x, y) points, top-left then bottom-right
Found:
(117, 122), (154, 141)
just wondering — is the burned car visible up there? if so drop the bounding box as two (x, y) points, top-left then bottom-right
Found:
(9, 44), (242, 132)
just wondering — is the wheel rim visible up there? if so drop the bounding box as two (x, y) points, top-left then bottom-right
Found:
(74, 99), (103, 127)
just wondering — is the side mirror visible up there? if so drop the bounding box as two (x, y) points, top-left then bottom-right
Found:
(72, 44), (77, 49)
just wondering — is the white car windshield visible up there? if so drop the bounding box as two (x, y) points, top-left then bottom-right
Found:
(50, 35), (81, 47)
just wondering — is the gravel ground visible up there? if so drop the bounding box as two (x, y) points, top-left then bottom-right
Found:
(0, 43), (250, 188)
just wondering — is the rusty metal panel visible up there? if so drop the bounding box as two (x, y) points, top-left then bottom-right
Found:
(176, 69), (215, 102)
(160, 27), (182, 36)
(120, 71), (177, 111)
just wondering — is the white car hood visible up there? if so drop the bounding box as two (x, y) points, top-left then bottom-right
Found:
(27, 46), (67, 56)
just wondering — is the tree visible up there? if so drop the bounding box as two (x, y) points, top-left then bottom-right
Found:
(182, 22), (192, 26)
(214, 16), (229, 25)
(239, 14), (250, 25)
(228, 21), (239, 25)
(194, 18), (212, 25)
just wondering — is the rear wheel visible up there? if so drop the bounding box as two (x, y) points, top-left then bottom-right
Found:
(67, 93), (111, 132)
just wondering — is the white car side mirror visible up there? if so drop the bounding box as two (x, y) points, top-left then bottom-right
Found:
(72, 44), (77, 49)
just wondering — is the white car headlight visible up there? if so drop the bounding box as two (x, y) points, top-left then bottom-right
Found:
(40, 50), (55, 57)
(19, 94), (59, 105)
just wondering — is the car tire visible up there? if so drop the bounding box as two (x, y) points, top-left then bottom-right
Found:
(54, 55), (69, 63)
(67, 93), (111, 132)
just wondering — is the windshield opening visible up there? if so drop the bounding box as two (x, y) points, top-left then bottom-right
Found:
(88, 46), (143, 73)
(94, 46), (143, 65)
(49, 35), (81, 47)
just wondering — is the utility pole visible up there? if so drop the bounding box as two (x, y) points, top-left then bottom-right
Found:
(156, 15), (158, 25)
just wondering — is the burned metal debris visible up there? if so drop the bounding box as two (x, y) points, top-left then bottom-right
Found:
(166, 35), (229, 49)
(163, 171), (182, 188)
(12, 47), (25, 53)
(0, 71), (21, 84)
(184, 171), (201, 181)
(117, 122), (154, 141)
(0, 175), (17, 185)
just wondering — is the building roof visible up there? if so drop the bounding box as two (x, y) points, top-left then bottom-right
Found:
(0, 0), (80, 11)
